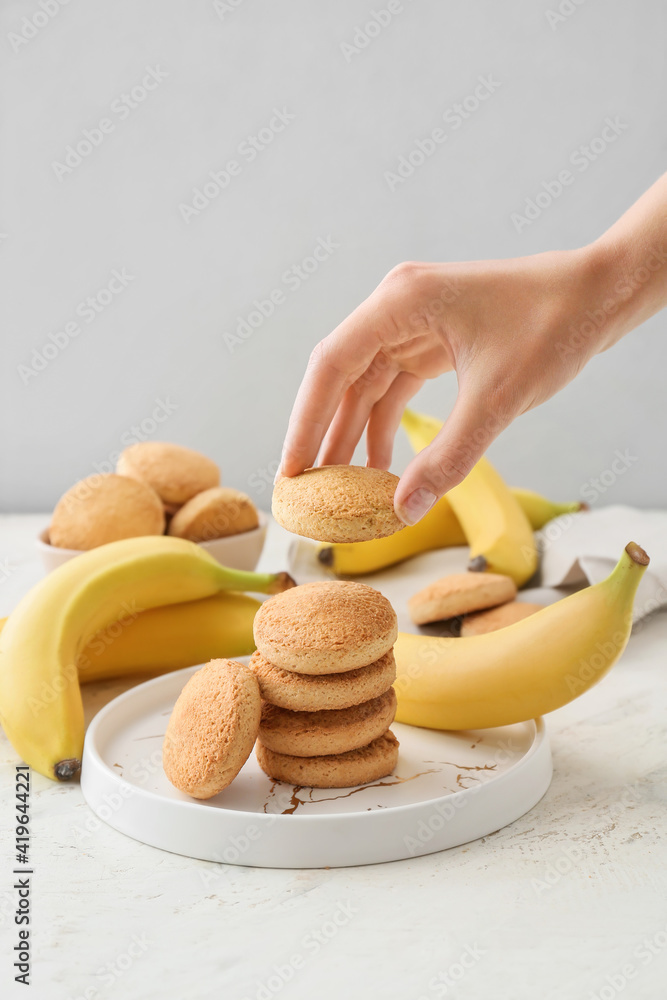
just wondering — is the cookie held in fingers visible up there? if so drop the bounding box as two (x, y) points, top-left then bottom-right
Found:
(162, 659), (260, 799)
(168, 487), (259, 542)
(460, 601), (545, 637)
(272, 465), (403, 543)
(253, 581), (397, 674)
(50, 474), (165, 550)
(408, 572), (517, 626)
(256, 730), (400, 788)
(117, 441), (220, 506)
(249, 649), (396, 711)
(259, 688), (397, 757)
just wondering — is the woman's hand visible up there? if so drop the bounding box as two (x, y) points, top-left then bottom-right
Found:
(280, 247), (608, 524)
(280, 167), (667, 526)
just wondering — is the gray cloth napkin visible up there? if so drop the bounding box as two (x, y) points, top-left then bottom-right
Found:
(537, 505), (667, 622)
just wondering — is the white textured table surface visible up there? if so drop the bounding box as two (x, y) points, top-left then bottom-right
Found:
(1, 515), (666, 1000)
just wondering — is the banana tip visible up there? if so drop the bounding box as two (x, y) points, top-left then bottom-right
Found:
(318, 547), (334, 567)
(54, 758), (81, 781)
(468, 555), (488, 573)
(625, 542), (650, 567)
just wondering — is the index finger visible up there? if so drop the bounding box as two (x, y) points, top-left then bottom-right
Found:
(280, 300), (381, 476)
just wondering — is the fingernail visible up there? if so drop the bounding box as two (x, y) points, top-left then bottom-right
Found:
(396, 488), (437, 526)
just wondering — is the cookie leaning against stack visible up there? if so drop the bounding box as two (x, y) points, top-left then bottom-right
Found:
(251, 581), (400, 788)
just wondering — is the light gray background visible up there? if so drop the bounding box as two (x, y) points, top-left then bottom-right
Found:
(2, 0), (665, 512)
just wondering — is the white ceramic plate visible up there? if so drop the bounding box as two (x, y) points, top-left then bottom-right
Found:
(81, 660), (552, 868)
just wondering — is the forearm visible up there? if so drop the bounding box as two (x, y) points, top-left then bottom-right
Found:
(583, 172), (667, 352)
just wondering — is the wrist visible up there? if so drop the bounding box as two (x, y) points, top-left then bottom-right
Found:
(578, 230), (666, 352)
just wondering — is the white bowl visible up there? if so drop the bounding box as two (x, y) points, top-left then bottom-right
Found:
(36, 511), (268, 574)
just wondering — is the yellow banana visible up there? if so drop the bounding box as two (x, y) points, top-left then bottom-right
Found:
(317, 496), (466, 574)
(0, 535), (293, 781)
(401, 408), (537, 586)
(77, 591), (260, 682)
(510, 487), (585, 528)
(394, 542), (648, 729)
(317, 488), (583, 575)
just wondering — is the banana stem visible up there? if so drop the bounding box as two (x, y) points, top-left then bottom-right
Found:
(212, 566), (296, 594)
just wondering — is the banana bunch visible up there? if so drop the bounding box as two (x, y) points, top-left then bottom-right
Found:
(0, 536), (293, 781)
(318, 408), (583, 579)
(394, 542), (649, 729)
(76, 591), (261, 682)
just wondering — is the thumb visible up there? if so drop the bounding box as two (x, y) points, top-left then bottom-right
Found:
(393, 390), (507, 525)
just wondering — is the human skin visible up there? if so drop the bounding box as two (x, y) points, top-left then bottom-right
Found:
(278, 173), (667, 525)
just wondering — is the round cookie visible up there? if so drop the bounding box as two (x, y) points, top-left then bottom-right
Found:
(272, 465), (403, 543)
(162, 658), (260, 799)
(460, 601), (545, 637)
(249, 649), (396, 711)
(256, 730), (399, 789)
(168, 487), (259, 542)
(50, 473), (165, 550)
(253, 580), (397, 674)
(117, 441), (220, 506)
(408, 572), (517, 626)
(258, 688), (397, 757)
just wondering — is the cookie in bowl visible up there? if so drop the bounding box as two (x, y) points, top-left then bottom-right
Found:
(117, 441), (219, 508)
(168, 487), (258, 543)
(49, 473), (165, 550)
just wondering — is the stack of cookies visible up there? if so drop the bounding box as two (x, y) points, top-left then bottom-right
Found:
(250, 581), (400, 788)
